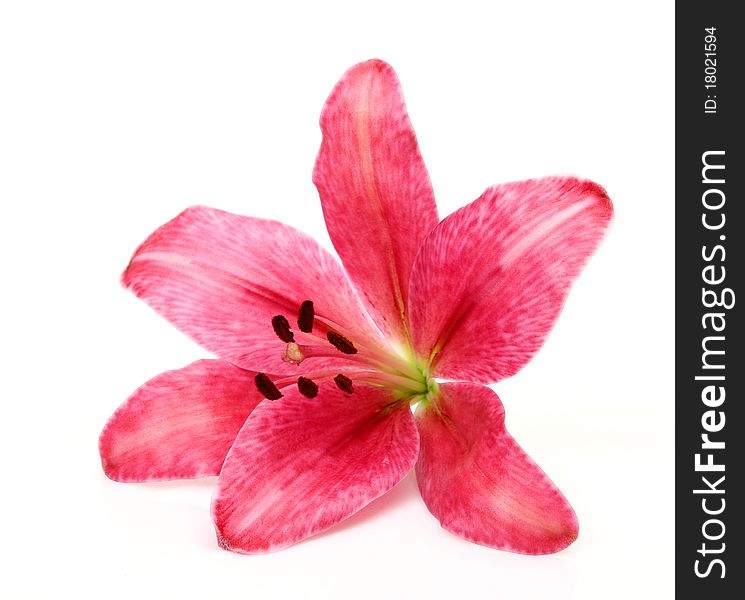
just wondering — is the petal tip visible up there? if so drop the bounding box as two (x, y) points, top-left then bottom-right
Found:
(580, 178), (614, 222)
(210, 496), (236, 553)
(345, 57), (395, 78)
(119, 205), (209, 292)
(210, 501), (273, 555)
(534, 517), (579, 555)
(532, 508), (580, 555)
(561, 176), (613, 227)
(98, 422), (122, 482)
(214, 521), (238, 554)
(99, 456), (128, 483)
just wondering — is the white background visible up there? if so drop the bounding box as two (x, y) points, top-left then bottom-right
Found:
(0, 1), (674, 598)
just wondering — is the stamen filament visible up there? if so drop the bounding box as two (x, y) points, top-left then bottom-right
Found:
(268, 304), (428, 391)
(314, 316), (416, 367)
(272, 372), (340, 389)
(359, 355), (424, 382)
(298, 322), (423, 381)
(272, 368), (426, 395)
(356, 372), (428, 394)
(294, 342), (422, 383)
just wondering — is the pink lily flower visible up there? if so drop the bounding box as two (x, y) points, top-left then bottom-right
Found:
(99, 59), (612, 555)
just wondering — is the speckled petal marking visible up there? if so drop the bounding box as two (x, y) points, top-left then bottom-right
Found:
(314, 59), (438, 343)
(408, 176), (613, 383)
(415, 382), (579, 555)
(211, 383), (419, 553)
(99, 360), (262, 482)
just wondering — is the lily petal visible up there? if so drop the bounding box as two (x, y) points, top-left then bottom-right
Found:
(313, 59), (438, 344)
(99, 360), (261, 482)
(211, 383), (419, 553)
(122, 206), (384, 375)
(415, 383), (578, 554)
(408, 177), (612, 382)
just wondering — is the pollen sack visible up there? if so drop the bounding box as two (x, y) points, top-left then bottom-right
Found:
(256, 300), (357, 400)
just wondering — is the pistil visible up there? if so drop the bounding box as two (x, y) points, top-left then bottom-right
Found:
(259, 299), (432, 401)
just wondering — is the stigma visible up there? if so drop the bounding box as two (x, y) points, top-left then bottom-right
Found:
(282, 342), (305, 364)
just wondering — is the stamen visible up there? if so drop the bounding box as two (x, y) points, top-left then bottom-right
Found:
(271, 315), (294, 343)
(297, 300), (315, 333)
(334, 374), (354, 394)
(313, 314), (423, 380)
(255, 373), (283, 400)
(297, 377), (319, 398)
(327, 331), (357, 354)
(282, 342), (305, 364)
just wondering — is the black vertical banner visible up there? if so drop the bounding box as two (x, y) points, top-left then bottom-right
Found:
(676, 3), (743, 597)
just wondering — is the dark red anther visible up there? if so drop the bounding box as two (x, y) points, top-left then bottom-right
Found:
(334, 374), (354, 394)
(297, 377), (319, 398)
(255, 373), (283, 400)
(326, 331), (357, 354)
(297, 300), (315, 333)
(271, 315), (294, 343)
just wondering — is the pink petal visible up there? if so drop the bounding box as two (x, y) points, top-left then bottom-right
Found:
(211, 383), (419, 553)
(415, 383), (578, 554)
(122, 206), (385, 375)
(313, 59), (438, 344)
(408, 176), (612, 382)
(99, 360), (262, 482)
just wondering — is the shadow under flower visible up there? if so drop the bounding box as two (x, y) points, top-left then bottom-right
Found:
(124, 475), (219, 491)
